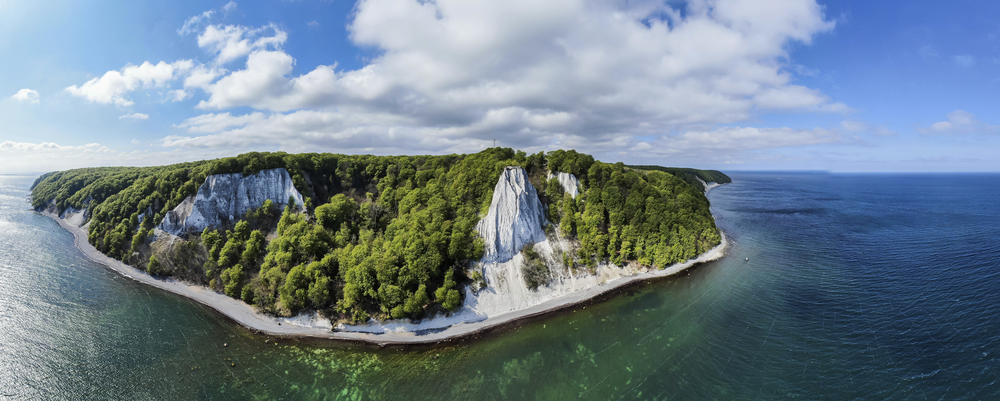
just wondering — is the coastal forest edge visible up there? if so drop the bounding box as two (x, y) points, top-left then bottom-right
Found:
(31, 148), (730, 323)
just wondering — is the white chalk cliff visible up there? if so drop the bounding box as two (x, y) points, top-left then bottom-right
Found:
(696, 177), (722, 193)
(548, 171), (580, 198)
(474, 167), (549, 263)
(342, 165), (726, 334)
(158, 168), (304, 235)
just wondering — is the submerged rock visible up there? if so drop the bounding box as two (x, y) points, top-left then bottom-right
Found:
(475, 167), (548, 263)
(158, 168), (304, 235)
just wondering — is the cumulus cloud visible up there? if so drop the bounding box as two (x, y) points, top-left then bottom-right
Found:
(65, 60), (193, 106)
(197, 23), (287, 65)
(11, 88), (39, 104)
(919, 110), (998, 135)
(119, 112), (150, 120)
(181, 0), (841, 152)
(183, 65), (227, 89)
(69, 0), (848, 162)
(69, 7), (285, 109)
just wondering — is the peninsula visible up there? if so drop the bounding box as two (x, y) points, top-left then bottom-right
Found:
(32, 148), (730, 344)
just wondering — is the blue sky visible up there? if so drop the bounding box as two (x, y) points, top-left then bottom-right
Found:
(2, 0), (998, 173)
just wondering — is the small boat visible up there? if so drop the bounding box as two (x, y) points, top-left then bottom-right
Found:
(745, 257), (749, 261)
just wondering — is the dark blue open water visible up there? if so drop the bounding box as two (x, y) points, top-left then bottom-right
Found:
(1, 172), (999, 399)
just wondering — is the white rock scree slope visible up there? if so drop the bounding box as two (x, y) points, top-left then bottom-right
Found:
(158, 168), (304, 235)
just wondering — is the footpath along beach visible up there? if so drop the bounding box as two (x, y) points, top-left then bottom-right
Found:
(40, 210), (727, 347)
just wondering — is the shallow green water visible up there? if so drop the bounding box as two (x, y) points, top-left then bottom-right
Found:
(3, 173), (999, 399)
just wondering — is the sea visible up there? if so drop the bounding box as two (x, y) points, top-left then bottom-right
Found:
(1, 171), (998, 400)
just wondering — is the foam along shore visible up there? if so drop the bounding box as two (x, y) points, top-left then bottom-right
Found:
(40, 207), (727, 345)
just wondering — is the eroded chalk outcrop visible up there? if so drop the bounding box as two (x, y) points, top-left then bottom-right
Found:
(548, 171), (580, 198)
(696, 177), (722, 193)
(158, 168), (304, 235)
(474, 167), (548, 264)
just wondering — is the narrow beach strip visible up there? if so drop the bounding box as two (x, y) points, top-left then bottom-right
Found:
(40, 210), (727, 346)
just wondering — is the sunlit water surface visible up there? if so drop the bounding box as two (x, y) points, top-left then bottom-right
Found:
(1, 172), (999, 399)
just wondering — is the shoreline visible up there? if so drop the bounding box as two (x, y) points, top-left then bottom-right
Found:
(39, 207), (728, 347)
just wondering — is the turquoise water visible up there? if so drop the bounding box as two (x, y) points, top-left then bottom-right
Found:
(2, 172), (999, 399)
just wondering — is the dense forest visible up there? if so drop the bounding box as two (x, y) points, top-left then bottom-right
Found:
(625, 165), (731, 192)
(32, 148), (727, 323)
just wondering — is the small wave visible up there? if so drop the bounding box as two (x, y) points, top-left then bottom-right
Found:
(906, 369), (940, 380)
(729, 207), (826, 215)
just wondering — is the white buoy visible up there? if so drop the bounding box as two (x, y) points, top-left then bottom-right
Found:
(746, 257), (749, 261)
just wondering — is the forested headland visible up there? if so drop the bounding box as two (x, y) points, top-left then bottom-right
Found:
(625, 165), (732, 191)
(32, 148), (728, 324)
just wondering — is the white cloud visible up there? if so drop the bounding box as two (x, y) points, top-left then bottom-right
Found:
(639, 126), (841, 155)
(70, 0), (847, 162)
(65, 60), (193, 106)
(11, 88), (39, 104)
(0, 141), (109, 153)
(0, 141), (115, 172)
(184, 0), (840, 152)
(163, 109), (842, 170)
(168, 89), (191, 102)
(197, 50), (295, 109)
(175, 112), (267, 133)
(197, 23), (287, 65)
(840, 120), (869, 132)
(0, 140), (237, 174)
(183, 65), (227, 89)
(178, 10), (214, 36)
(178, 3), (240, 36)
(119, 112), (150, 120)
(307, 20), (320, 28)
(919, 110), (998, 135)
(953, 55), (975, 68)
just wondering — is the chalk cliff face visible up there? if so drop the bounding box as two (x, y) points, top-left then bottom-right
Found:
(696, 177), (722, 193)
(474, 167), (548, 263)
(158, 168), (304, 235)
(549, 171), (580, 198)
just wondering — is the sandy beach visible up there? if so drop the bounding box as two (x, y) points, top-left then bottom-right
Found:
(40, 209), (727, 346)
